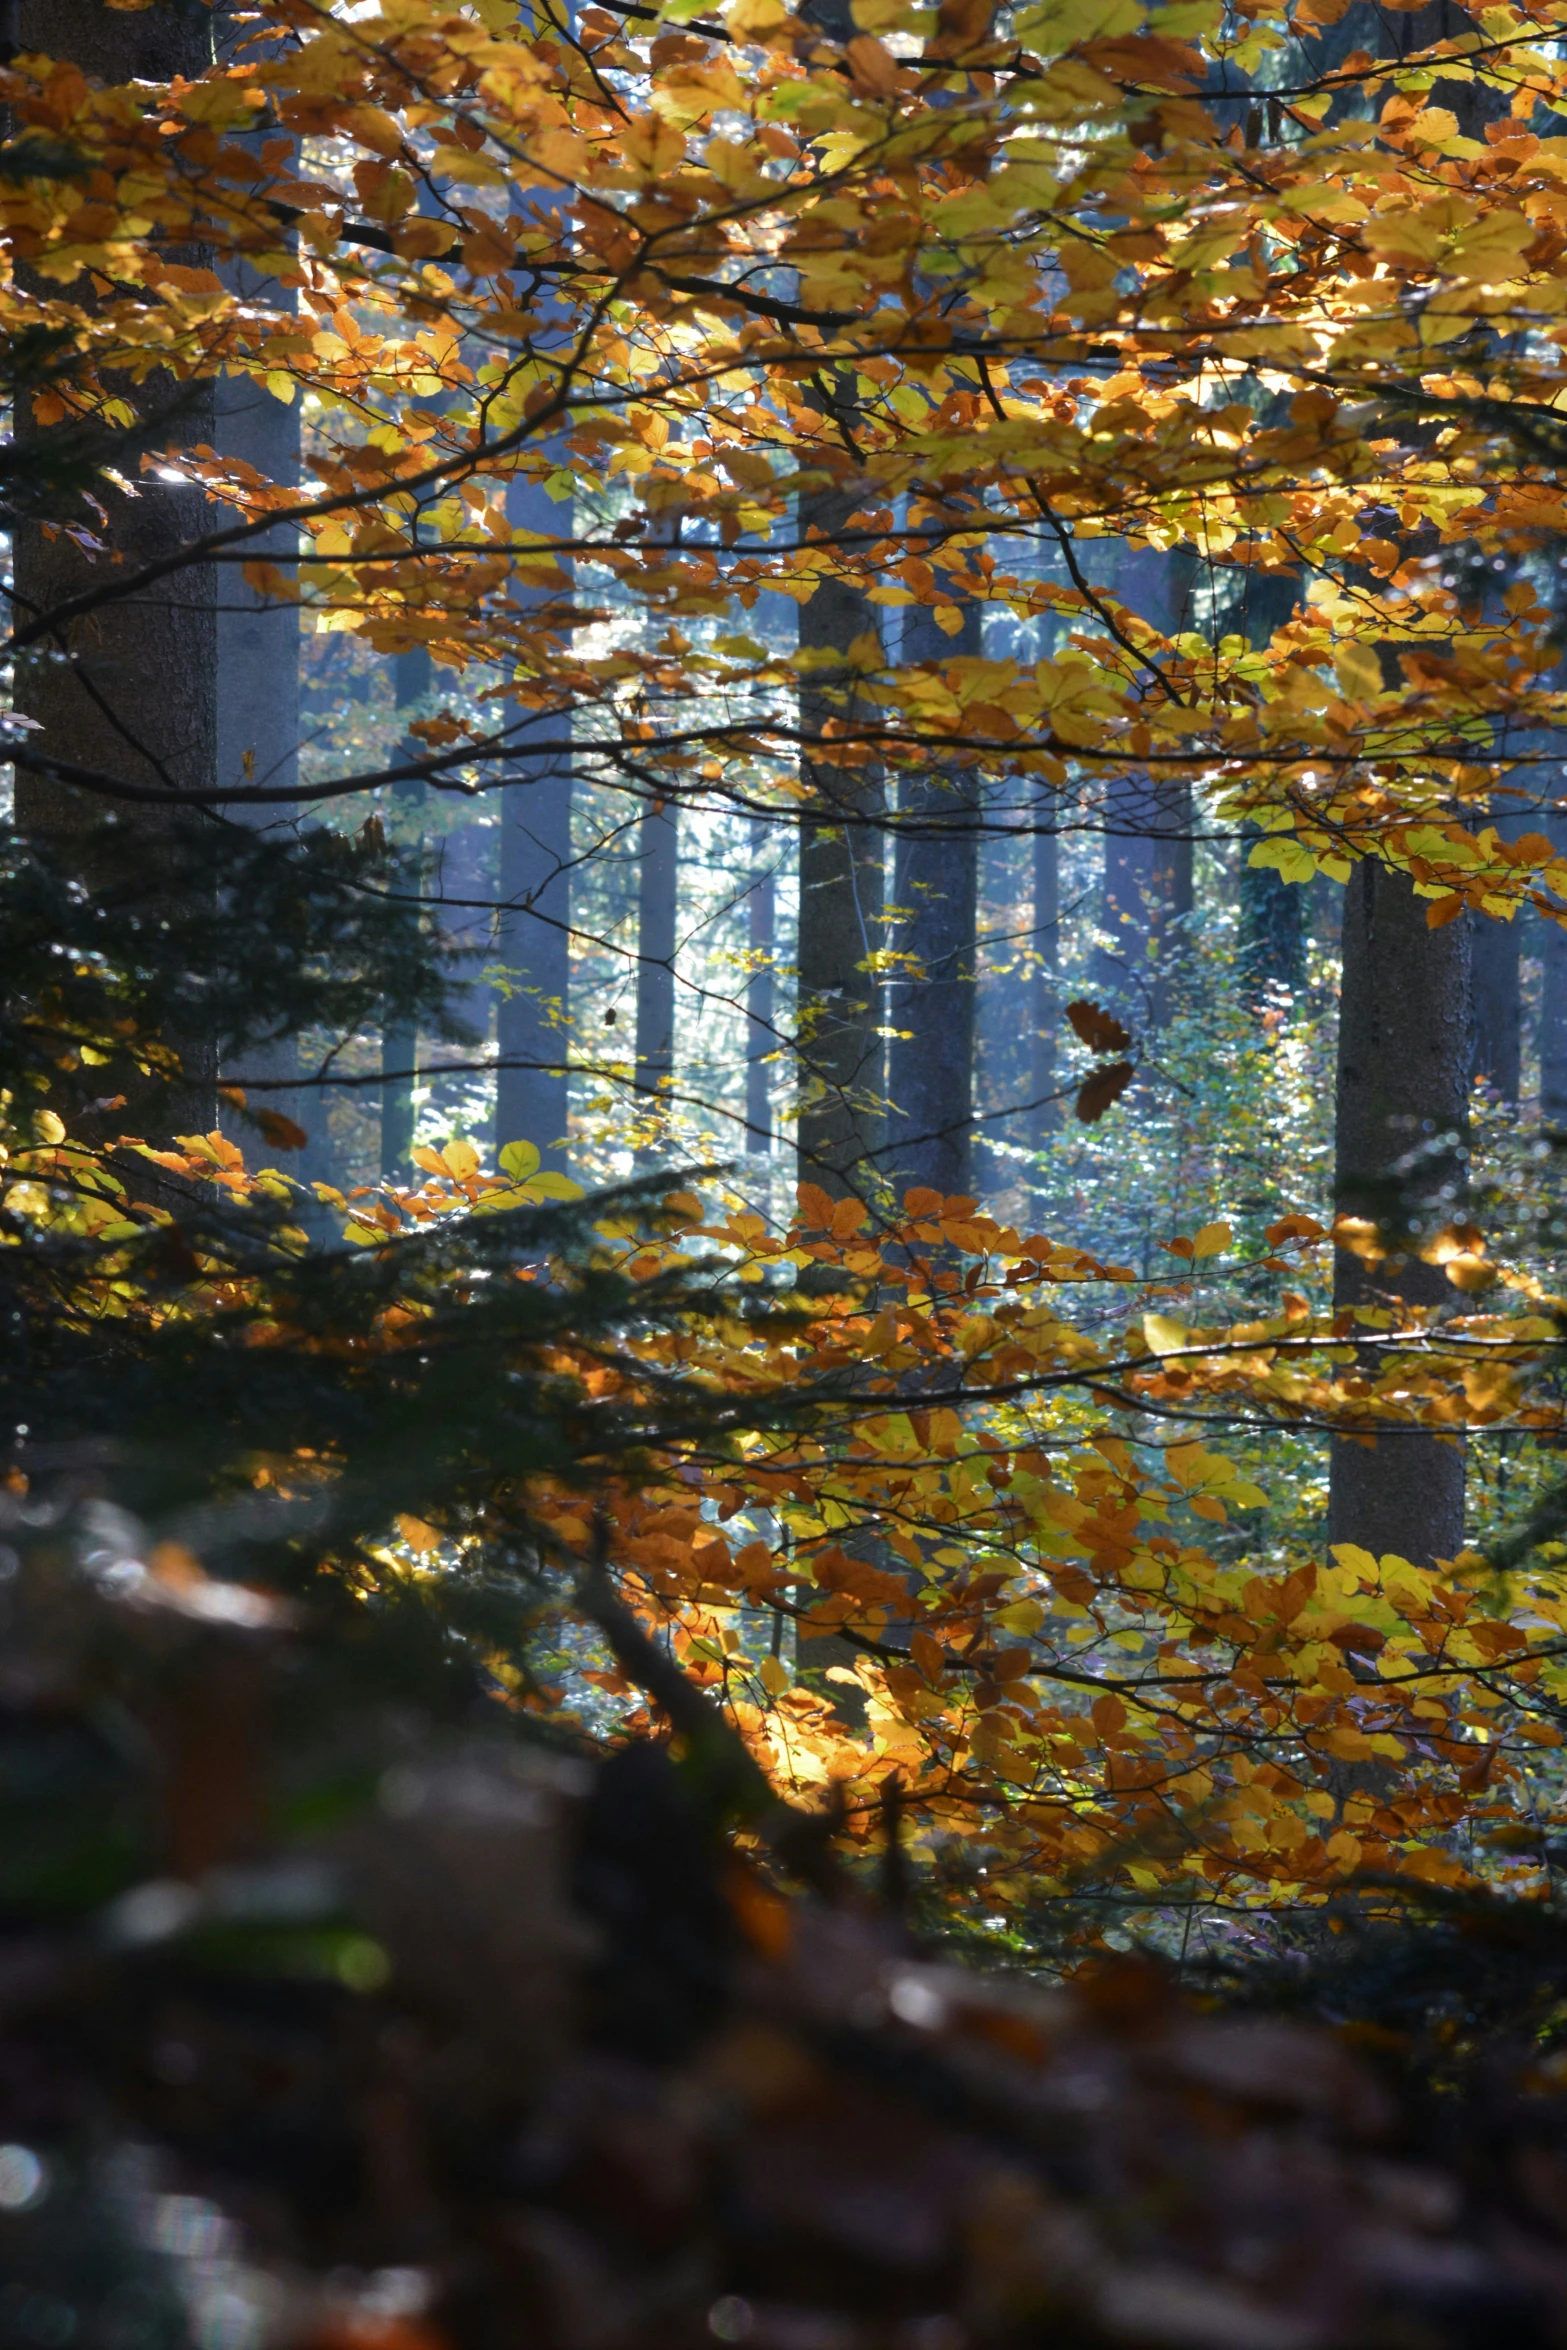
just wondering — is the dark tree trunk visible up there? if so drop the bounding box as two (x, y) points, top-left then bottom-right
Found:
(495, 764), (572, 1168)
(207, 40), (313, 1177)
(495, 476), (573, 1173)
(1238, 846), (1308, 1002)
(746, 816), (776, 1153)
(1472, 914), (1522, 1100)
(886, 601), (982, 1203)
(11, 1), (219, 1140)
(1471, 804), (1523, 1102)
(1237, 567), (1308, 1005)
(1329, 863), (1472, 1566)
(381, 649), (428, 1182)
(1030, 807), (1061, 1147)
(796, 487), (885, 1200)
(1542, 900), (1567, 1128)
(633, 797), (679, 1161)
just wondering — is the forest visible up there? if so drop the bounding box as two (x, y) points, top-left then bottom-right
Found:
(15, 0), (1567, 2340)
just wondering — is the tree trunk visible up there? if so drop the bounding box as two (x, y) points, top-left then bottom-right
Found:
(886, 600), (982, 1203)
(1472, 805), (1523, 1101)
(495, 765), (572, 1168)
(1237, 566), (1308, 1006)
(633, 797), (679, 1163)
(208, 40), (313, 1177)
(1096, 546), (1192, 1031)
(796, 486), (885, 1200)
(381, 648), (428, 1183)
(495, 478), (573, 1173)
(427, 814), (496, 1149)
(1472, 914), (1522, 1101)
(746, 815), (776, 1154)
(11, 1), (219, 1141)
(1030, 806), (1061, 1148)
(1329, 863), (1472, 1566)
(1542, 902), (1567, 1128)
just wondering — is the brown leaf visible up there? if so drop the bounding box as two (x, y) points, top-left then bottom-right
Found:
(255, 1109), (308, 1151)
(1075, 1061), (1134, 1124)
(1065, 998), (1132, 1054)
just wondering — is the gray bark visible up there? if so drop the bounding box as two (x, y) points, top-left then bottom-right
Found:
(494, 477), (573, 1172)
(380, 648), (428, 1182)
(1237, 570), (1307, 1004)
(746, 814), (776, 1153)
(633, 796), (678, 1160)
(1329, 863), (1472, 1565)
(495, 765), (572, 1167)
(207, 41), (314, 1178)
(1030, 806), (1061, 1145)
(11, 0), (218, 1140)
(1472, 909), (1522, 1101)
(886, 600), (983, 1202)
(1543, 901), (1567, 1128)
(1471, 798), (1523, 1102)
(796, 486), (885, 1199)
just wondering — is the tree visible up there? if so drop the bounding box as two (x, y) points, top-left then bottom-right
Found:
(633, 791), (679, 1158)
(9, 0), (220, 1140)
(745, 812), (777, 1152)
(13, 0), (1567, 1937)
(381, 645), (430, 1180)
(1094, 548), (1193, 1035)
(1330, 863), (1473, 1568)
(886, 597), (983, 1200)
(795, 477), (887, 1200)
(1029, 797), (1062, 1151)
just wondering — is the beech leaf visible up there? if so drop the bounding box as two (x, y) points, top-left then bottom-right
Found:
(1075, 1060), (1135, 1123)
(1065, 999), (1132, 1055)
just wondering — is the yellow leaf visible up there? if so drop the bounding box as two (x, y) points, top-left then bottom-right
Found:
(1334, 641), (1383, 703)
(1247, 836), (1317, 885)
(727, 0), (790, 31)
(342, 105), (406, 160)
(758, 1653), (790, 1696)
(498, 1139), (541, 1180)
(397, 1514), (443, 1554)
(443, 1138), (480, 1180)
(1448, 213), (1533, 282)
(526, 1170), (584, 1200)
(1143, 1313), (1189, 1354)
(1191, 1220), (1231, 1259)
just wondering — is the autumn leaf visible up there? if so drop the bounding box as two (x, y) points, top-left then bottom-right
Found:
(1065, 999), (1132, 1055)
(255, 1110), (308, 1151)
(1075, 1061), (1134, 1123)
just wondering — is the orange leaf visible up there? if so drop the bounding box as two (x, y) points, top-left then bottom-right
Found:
(796, 1182), (836, 1231)
(462, 225), (517, 278)
(911, 1628), (945, 1684)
